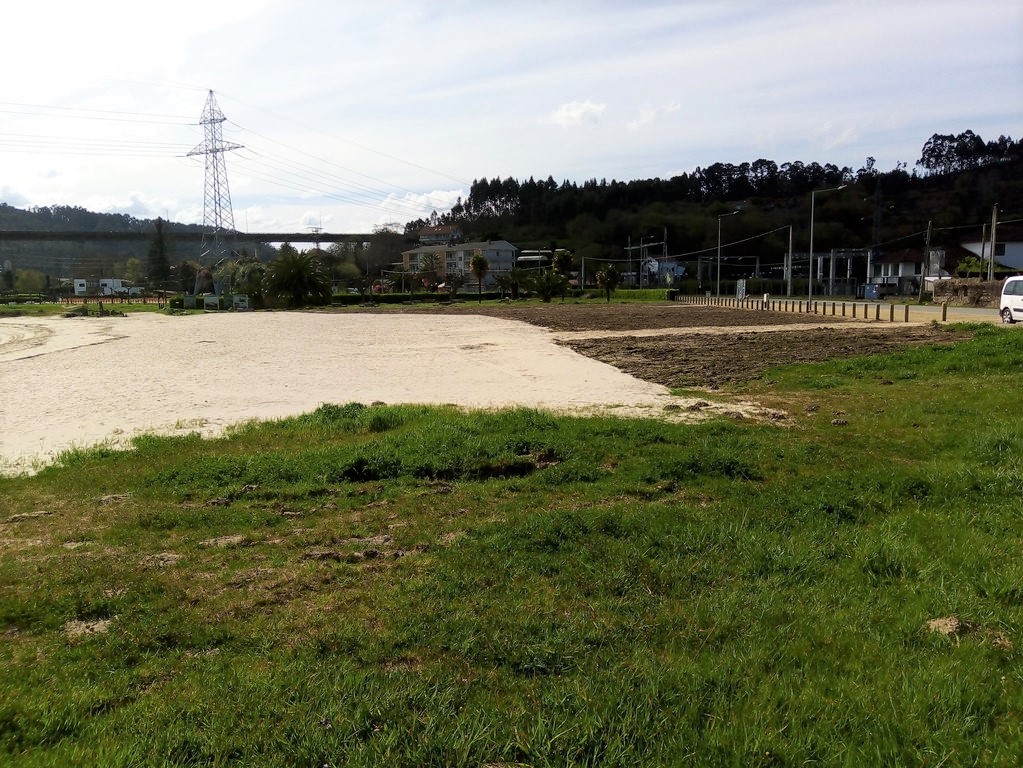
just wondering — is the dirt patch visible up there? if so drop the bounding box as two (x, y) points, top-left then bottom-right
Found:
(4, 510), (54, 523)
(200, 534), (248, 548)
(142, 552), (182, 567)
(349, 304), (971, 389)
(63, 618), (112, 638)
(560, 324), (970, 389)
(356, 302), (847, 333)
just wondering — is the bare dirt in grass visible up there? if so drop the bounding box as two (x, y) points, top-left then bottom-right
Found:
(560, 324), (969, 388)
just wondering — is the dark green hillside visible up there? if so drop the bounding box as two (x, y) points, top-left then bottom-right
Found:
(407, 130), (1023, 272)
(0, 204), (206, 284)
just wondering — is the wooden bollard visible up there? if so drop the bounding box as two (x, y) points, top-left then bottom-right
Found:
(904, 305), (910, 322)
(875, 304), (881, 321)
(889, 304), (895, 322)
(942, 301), (948, 321)
(852, 303), (857, 318)
(831, 302), (836, 316)
(841, 302), (846, 316)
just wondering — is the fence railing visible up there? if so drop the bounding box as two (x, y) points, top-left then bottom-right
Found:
(673, 293), (952, 322)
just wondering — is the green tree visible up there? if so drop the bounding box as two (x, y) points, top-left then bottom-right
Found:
(212, 259), (238, 295)
(17, 268), (46, 293)
(955, 255), (985, 279)
(417, 252), (442, 291)
(527, 268), (568, 303)
(367, 226), (407, 278)
(551, 249), (574, 301)
(176, 260), (199, 294)
(124, 257), (144, 285)
(234, 258), (267, 305)
(263, 245), (331, 307)
(146, 217), (172, 289)
(495, 272), (514, 300)
(469, 253), (489, 303)
(445, 272), (466, 297)
(596, 263), (621, 303)
(508, 267), (528, 300)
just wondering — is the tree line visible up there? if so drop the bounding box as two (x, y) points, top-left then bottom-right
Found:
(401, 130), (1021, 273)
(405, 132), (1020, 237)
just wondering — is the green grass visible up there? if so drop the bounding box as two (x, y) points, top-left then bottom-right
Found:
(0, 301), (170, 317)
(2, 326), (1023, 765)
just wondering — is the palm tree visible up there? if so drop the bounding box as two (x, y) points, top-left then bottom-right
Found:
(551, 250), (574, 302)
(469, 253), (489, 303)
(595, 263), (621, 304)
(417, 252), (442, 291)
(494, 273), (513, 300)
(263, 245), (331, 307)
(527, 269), (568, 303)
(235, 258), (267, 306)
(508, 267), (528, 300)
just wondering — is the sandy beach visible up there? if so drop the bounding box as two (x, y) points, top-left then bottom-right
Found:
(0, 311), (701, 474)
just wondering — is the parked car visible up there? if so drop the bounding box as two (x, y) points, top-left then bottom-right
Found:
(999, 276), (1023, 323)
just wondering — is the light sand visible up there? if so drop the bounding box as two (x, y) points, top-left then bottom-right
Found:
(1, 312), (735, 474)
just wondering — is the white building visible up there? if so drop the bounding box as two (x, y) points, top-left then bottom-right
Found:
(961, 239), (1023, 271)
(401, 240), (518, 287)
(80, 278), (143, 297)
(97, 280), (143, 296)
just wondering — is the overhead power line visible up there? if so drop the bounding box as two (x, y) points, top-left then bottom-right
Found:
(225, 120), (462, 213)
(216, 90), (470, 186)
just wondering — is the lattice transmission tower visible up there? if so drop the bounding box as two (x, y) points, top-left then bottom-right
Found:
(188, 90), (242, 274)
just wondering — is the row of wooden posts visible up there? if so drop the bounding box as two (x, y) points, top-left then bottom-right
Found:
(674, 293), (951, 322)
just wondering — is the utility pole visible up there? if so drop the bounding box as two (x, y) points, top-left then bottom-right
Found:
(988, 204), (999, 282)
(918, 219), (932, 302)
(980, 222), (988, 274)
(786, 225), (793, 296)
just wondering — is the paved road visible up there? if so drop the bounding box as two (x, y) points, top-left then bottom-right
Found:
(896, 304), (1003, 324)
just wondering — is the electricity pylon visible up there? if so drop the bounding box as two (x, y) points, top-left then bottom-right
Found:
(188, 90), (242, 291)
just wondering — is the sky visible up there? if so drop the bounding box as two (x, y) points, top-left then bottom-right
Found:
(1, 1), (1021, 235)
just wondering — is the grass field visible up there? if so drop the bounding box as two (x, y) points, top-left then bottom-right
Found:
(2, 323), (1023, 766)
(0, 301), (168, 318)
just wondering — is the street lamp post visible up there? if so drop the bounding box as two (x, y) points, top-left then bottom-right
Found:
(808, 184), (847, 304)
(716, 210), (741, 298)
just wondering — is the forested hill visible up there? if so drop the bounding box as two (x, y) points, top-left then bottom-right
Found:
(0, 204), (205, 280)
(0, 203), (153, 233)
(406, 131), (1023, 266)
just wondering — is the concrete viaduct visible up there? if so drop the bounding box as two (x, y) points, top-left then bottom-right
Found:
(0, 230), (373, 244)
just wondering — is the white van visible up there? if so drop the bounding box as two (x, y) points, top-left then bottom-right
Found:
(1000, 276), (1023, 324)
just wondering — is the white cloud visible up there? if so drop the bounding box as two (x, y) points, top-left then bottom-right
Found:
(812, 123), (863, 152)
(298, 211), (330, 230)
(547, 101), (607, 129)
(0, 187), (28, 207)
(627, 106), (659, 132)
(87, 191), (180, 220)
